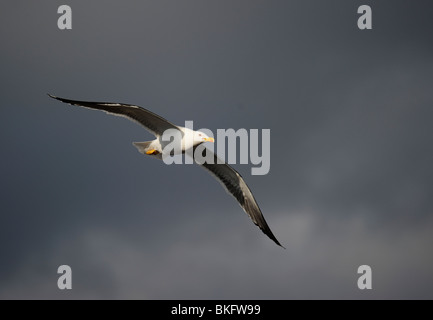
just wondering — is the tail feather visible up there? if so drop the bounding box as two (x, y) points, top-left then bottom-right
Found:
(132, 141), (153, 154)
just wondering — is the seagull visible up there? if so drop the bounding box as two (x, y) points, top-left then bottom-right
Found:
(48, 94), (283, 248)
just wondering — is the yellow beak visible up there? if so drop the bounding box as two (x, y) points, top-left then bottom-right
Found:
(203, 137), (215, 143)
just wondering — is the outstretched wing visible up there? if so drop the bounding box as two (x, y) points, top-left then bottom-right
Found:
(48, 94), (179, 137)
(195, 148), (283, 247)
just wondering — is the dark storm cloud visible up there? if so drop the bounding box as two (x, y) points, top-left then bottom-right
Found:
(2, 212), (433, 299)
(1, 1), (433, 299)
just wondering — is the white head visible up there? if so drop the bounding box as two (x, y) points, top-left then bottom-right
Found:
(193, 130), (215, 146)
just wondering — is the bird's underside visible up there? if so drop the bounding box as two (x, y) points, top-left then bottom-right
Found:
(49, 94), (283, 248)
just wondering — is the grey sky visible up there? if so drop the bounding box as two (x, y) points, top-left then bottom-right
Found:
(1, 1), (433, 299)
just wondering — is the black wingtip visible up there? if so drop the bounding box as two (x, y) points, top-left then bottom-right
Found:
(48, 94), (71, 105)
(273, 238), (286, 249)
(259, 222), (285, 249)
(266, 230), (285, 249)
(260, 226), (285, 249)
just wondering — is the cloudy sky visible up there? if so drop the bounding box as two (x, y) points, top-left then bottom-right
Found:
(1, 0), (432, 299)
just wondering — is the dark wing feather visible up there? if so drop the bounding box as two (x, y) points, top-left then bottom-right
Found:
(196, 148), (283, 248)
(48, 94), (179, 137)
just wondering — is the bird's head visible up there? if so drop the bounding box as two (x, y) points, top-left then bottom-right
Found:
(193, 130), (215, 146)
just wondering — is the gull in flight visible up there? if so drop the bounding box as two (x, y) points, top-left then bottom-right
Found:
(49, 94), (283, 247)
